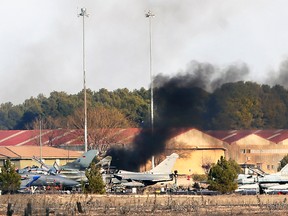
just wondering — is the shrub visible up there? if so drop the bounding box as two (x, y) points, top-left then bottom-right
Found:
(0, 159), (21, 194)
(207, 156), (239, 194)
(84, 162), (106, 194)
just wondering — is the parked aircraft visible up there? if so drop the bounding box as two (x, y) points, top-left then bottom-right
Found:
(17, 165), (49, 175)
(19, 173), (80, 192)
(19, 175), (41, 190)
(107, 153), (179, 187)
(17, 150), (98, 193)
(257, 163), (288, 184)
(237, 173), (257, 185)
(31, 149), (98, 182)
(237, 164), (288, 194)
(263, 184), (288, 194)
(32, 149), (98, 172)
(235, 183), (260, 195)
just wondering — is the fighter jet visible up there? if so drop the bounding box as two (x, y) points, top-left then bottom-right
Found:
(33, 149), (98, 172)
(237, 163), (288, 194)
(19, 175), (41, 190)
(257, 163), (288, 184)
(19, 173), (81, 192)
(110, 153), (179, 187)
(32, 149), (98, 182)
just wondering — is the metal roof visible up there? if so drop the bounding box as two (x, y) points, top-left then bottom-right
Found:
(205, 129), (288, 144)
(0, 128), (140, 147)
(2, 128), (288, 147)
(0, 146), (82, 159)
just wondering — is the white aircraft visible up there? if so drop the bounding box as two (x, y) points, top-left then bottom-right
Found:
(235, 183), (260, 195)
(237, 164), (288, 194)
(111, 153), (179, 187)
(257, 163), (288, 184)
(237, 173), (258, 185)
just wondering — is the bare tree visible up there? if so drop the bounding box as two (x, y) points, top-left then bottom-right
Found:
(201, 157), (214, 174)
(31, 116), (68, 130)
(68, 106), (135, 154)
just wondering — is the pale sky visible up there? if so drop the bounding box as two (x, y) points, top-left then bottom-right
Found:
(1, 0), (288, 104)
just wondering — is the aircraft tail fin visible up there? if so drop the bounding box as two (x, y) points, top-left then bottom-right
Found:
(96, 156), (112, 167)
(150, 153), (179, 174)
(280, 163), (288, 175)
(63, 149), (98, 170)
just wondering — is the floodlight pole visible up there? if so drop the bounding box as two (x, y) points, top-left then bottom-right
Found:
(146, 10), (155, 170)
(145, 10), (155, 133)
(79, 8), (89, 152)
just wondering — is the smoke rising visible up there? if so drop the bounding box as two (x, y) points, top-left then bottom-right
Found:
(106, 61), (249, 171)
(268, 58), (288, 89)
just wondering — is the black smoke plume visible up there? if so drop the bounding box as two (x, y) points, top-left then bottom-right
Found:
(106, 61), (249, 171)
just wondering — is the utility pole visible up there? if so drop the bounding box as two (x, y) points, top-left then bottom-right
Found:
(79, 8), (89, 152)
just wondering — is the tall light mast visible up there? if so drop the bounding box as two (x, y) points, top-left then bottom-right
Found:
(145, 10), (155, 169)
(79, 8), (89, 152)
(145, 10), (155, 133)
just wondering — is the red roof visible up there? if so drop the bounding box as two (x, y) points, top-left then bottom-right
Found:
(3, 128), (288, 147)
(0, 129), (140, 147)
(255, 129), (288, 143)
(205, 130), (258, 143)
(205, 129), (288, 144)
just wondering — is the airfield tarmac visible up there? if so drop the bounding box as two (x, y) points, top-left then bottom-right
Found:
(0, 194), (288, 215)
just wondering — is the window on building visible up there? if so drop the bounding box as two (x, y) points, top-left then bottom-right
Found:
(271, 165), (274, 170)
(240, 149), (251, 154)
(267, 165), (270, 170)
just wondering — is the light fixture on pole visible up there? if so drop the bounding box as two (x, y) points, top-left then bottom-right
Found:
(78, 8), (89, 152)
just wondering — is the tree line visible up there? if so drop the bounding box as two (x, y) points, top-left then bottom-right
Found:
(1, 81), (288, 130)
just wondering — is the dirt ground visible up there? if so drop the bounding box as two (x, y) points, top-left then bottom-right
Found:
(1, 193), (288, 215)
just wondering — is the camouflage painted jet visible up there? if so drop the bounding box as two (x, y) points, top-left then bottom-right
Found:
(32, 149), (98, 182)
(19, 172), (80, 193)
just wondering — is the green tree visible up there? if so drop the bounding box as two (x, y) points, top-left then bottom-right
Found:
(278, 154), (288, 171)
(209, 82), (264, 129)
(207, 156), (240, 194)
(84, 162), (106, 194)
(0, 102), (23, 129)
(93, 88), (149, 126)
(0, 160), (21, 194)
(260, 85), (288, 128)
